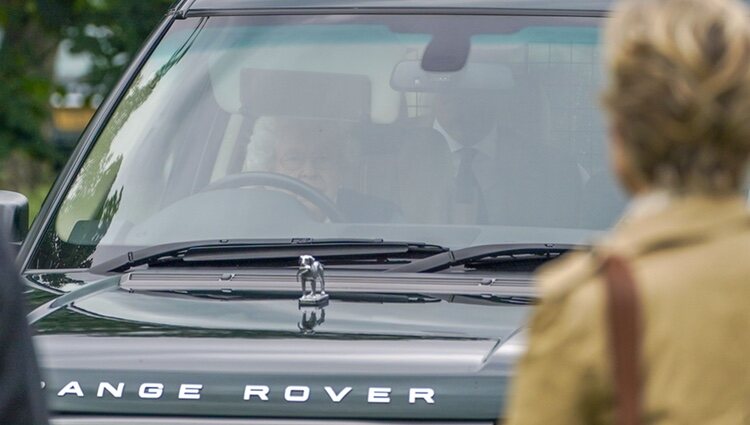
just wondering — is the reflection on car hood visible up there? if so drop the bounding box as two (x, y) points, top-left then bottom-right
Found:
(27, 270), (533, 339)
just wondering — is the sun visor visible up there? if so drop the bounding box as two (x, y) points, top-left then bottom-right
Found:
(207, 38), (407, 123)
(240, 68), (371, 122)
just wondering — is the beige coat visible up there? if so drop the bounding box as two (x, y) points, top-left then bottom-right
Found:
(504, 195), (750, 424)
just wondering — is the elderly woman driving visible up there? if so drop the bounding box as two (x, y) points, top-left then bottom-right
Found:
(245, 116), (401, 222)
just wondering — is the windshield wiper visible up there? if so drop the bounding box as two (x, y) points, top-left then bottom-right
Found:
(90, 238), (448, 274)
(387, 243), (579, 273)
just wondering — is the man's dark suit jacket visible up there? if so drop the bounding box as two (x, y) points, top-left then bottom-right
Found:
(0, 239), (48, 424)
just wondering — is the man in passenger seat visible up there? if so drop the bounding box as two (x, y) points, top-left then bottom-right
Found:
(245, 116), (402, 223)
(434, 90), (499, 224)
(433, 87), (582, 227)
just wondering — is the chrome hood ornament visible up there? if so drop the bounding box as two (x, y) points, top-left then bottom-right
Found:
(297, 255), (329, 306)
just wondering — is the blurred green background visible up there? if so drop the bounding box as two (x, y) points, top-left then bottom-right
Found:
(0, 0), (173, 221)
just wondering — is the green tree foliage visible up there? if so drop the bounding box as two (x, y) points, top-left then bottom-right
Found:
(0, 0), (75, 162)
(0, 0), (172, 163)
(0, 0), (172, 216)
(65, 0), (174, 99)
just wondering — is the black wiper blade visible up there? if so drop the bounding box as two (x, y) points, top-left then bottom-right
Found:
(387, 243), (580, 273)
(90, 238), (447, 273)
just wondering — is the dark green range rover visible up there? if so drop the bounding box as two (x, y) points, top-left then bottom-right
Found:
(3, 0), (625, 423)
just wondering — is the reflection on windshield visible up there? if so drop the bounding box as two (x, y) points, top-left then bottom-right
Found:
(31, 14), (626, 270)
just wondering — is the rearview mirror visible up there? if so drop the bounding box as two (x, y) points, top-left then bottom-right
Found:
(0, 191), (29, 249)
(390, 60), (514, 93)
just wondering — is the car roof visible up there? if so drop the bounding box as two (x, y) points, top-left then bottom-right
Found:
(182, 0), (613, 15)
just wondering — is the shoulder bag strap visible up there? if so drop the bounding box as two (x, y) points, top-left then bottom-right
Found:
(601, 255), (642, 425)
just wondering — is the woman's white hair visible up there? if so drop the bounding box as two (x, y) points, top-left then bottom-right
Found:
(244, 115), (356, 174)
(243, 116), (282, 172)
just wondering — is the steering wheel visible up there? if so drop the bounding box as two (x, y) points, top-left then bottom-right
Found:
(202, 172), (344, 222)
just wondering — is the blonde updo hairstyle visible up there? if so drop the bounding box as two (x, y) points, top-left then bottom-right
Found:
(603, 0), (750, 194)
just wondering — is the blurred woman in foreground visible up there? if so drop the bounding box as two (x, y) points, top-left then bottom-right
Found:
(505, 0), (750, 423)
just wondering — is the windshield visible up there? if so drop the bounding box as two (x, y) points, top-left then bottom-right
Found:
(31, 13), (625, 270)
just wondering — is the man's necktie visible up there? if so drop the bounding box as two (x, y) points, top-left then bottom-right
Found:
(455, 147), (488, 224)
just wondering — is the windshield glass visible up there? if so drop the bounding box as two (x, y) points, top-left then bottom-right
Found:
(31, 14), (625, 270)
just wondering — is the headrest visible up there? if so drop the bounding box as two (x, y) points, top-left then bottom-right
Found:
(240, 68), (371, 122)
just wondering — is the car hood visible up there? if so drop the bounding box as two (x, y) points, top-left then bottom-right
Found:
(28, 270), (530, 420)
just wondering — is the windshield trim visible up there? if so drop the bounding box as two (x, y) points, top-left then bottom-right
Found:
(185, 7), (608, 19)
